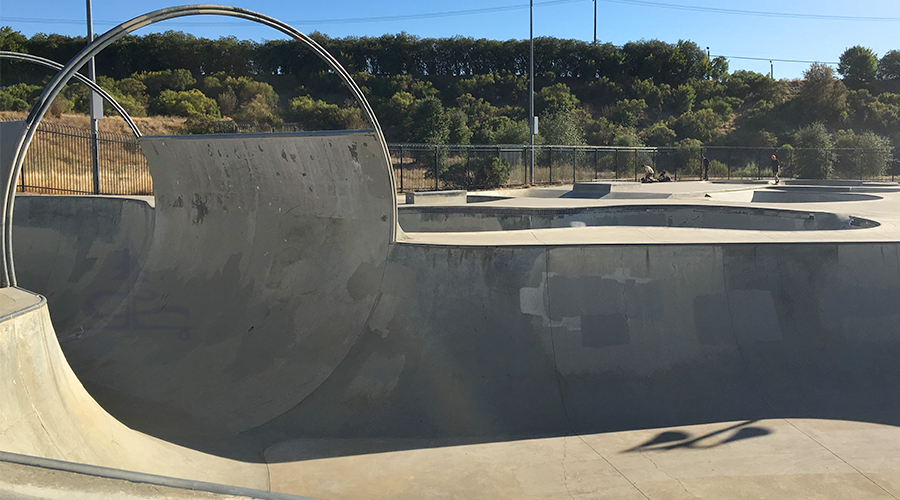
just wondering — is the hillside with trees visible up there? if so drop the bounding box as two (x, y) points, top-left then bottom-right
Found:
(1, 27), (898, 167)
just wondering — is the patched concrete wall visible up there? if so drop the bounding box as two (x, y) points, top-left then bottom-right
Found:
(258, 238), (900, 438)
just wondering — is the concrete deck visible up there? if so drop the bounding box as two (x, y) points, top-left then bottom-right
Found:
(4, 129), (900, 500)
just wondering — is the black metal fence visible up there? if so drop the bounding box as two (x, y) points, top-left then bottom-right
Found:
(390, 143), (898, 191)
(14, 124), (898, 195)
(18, 123), (151, 195)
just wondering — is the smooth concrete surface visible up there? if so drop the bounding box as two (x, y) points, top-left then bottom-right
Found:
(263, 418), (900, 500)
(5, 125), (900, 500)
(398, 204), (877, 232)
(1, 121), (25, 183)
(0, 287), (268, 489)
(404, 189), (466, 205)
(0, 460), (267, 500)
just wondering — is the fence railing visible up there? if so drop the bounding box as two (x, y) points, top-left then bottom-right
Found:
(390, 144), (899, 191)
(13, 124), (898, 195)
(18, 123), (152, 195)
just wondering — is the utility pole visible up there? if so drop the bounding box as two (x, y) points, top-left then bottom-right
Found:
(86, 0), (102, 194)
(593, 0), (597, 45)
(770, 60), (774, 79)
(529, 0), (535, 184)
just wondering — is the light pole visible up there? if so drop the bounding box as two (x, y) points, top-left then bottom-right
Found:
(529, 0), (535, 184)
(86, 0), (101, 194)
(593, 0), (597, 45)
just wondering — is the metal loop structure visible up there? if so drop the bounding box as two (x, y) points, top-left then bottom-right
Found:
(2, 4), (391, 287)
(0, 51), (142, 137)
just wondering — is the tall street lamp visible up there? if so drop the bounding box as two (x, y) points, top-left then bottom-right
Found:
(529, 0), (535, 184)
(86, 0), (101, 194)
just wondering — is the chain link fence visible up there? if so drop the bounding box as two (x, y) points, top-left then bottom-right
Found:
(12, 124), (898, 195)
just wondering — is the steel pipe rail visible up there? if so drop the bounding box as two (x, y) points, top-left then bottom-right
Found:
(0, 51), (141, 137)
(2, 4), (394, 287)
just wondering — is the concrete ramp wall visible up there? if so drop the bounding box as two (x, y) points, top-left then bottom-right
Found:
(9, 130), (395, 453)
(63, 131), (395, 435)
(255, 239), (900, 443)
(0, 286), (268, 487)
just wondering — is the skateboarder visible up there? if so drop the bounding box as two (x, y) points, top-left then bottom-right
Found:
(770, 155), (780, 184)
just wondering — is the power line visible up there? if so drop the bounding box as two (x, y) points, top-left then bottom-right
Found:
(289, 0), (585, 26)
(0, 0), (585, 28)
(5, 0), (899, 28)
(598, 0), (900, 22)
(714, 54), (839, 65)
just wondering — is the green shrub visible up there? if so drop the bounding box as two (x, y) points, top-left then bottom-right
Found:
(793, 122), (835, 179)
(0, 90), (29, 111)
(150, 89), (220, 118)
(441, 156), (511, 189)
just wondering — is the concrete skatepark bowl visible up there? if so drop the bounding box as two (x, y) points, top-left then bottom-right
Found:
(5, 9), (900, 500)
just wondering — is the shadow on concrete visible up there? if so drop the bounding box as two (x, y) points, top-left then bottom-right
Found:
(622, 420), (772, 453)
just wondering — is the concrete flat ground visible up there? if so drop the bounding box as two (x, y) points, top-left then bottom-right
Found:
(272, 180), (900, 500)
(4, 131), (900, 500)
(399, 180), (900, 244)
(266, 418), (900, 500)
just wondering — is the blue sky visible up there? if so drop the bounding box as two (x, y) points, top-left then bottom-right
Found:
(2, 0), (899, 80)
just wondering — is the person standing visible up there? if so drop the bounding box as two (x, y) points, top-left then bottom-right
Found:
(702, 155), (710, 181)
(770, 155), (781, 184)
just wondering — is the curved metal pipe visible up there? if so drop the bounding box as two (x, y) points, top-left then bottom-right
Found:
(0, 51), (141, 137)
(2, 4), (394, 287)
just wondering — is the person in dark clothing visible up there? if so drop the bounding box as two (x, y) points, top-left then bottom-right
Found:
(770, 155), (781, 184)
(702, 155), (710, 181)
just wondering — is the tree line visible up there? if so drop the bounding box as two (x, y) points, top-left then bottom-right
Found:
(1, 27), (898, 177)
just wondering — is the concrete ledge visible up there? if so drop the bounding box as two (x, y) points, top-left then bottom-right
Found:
(572, 181), (641, 194)
(405, 190), (467, 205)
(570, 181), (647, 198)
(0, 451), (318, 500)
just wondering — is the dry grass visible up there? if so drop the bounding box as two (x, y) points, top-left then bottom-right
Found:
(2, 112), (176, 195)
(0, 111), (186, 136)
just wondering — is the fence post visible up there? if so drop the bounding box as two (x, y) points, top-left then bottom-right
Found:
(434, 146), (439, 191)
(672, 149), (677, 181)
(547, 147), (552, 184)
(594, 148), (599, 180)
(756, 150), (760, 180)
(525, 146), (530, 185)
(399, 145), (404, 192)
(790, 149), (794, 179)
(572, 148), (577, 184)
(90, 125), (100, 195)
(727, 149), (731, 180)
(858, 149), (863, 180)
(467, 147), (472, 188)
(615, 149), (619, 180)
(633, 149), (637, 182)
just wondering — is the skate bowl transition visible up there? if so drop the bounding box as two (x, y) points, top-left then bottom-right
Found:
(5, 8), (900, 500)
